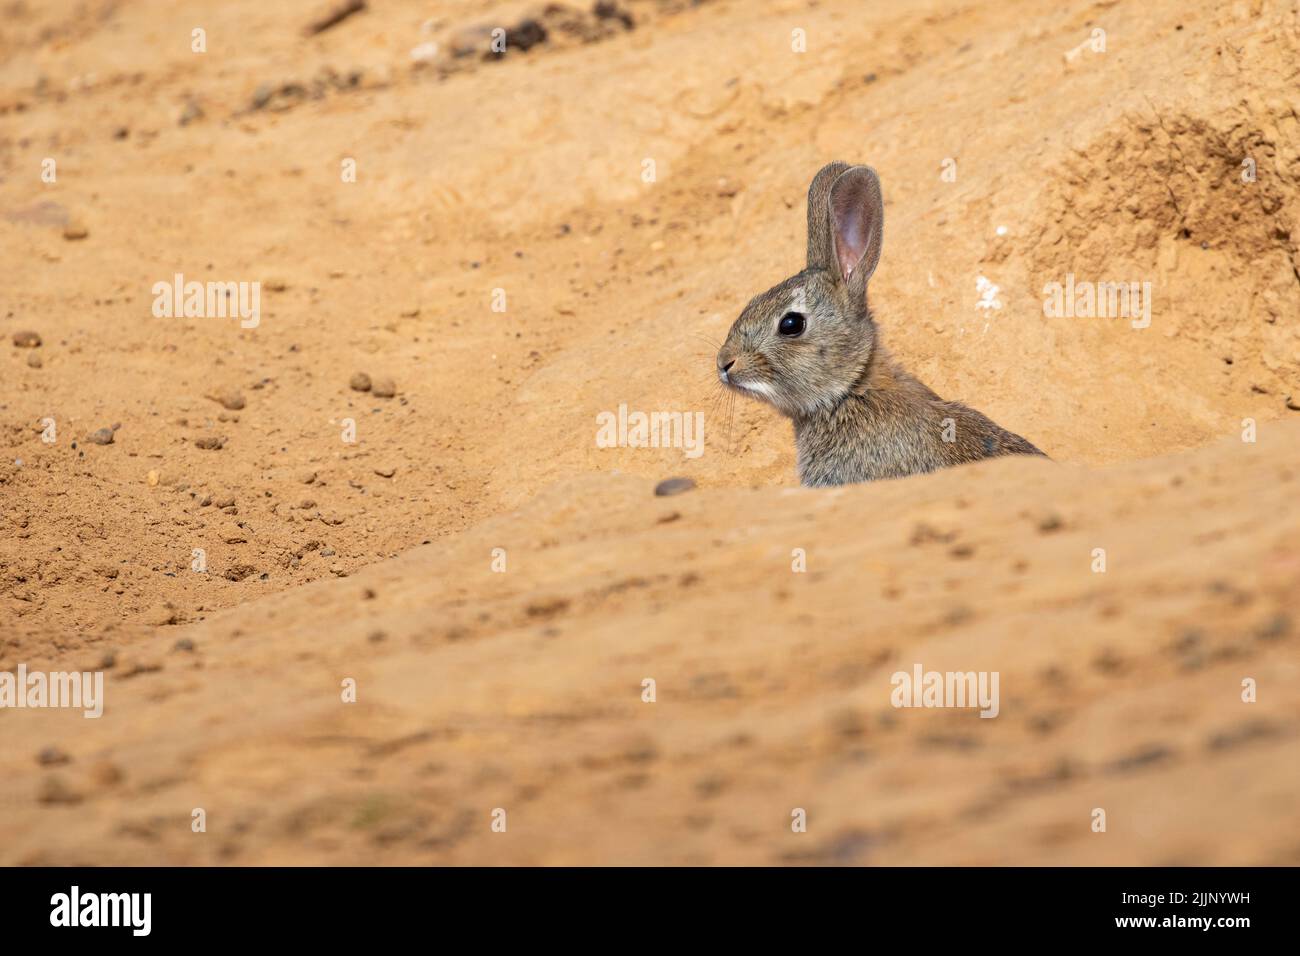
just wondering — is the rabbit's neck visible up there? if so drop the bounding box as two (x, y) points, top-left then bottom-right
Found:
(836, 343), (932, 409)
(792, 345), (946, 485)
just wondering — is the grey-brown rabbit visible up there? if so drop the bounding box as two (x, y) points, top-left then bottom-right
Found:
(716, 161), (1045, 487)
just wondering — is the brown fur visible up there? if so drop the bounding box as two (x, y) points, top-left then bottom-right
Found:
(717, 162), (1045, 486)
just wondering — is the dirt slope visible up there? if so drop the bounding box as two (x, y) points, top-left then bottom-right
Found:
(1, 0), (1298, 864)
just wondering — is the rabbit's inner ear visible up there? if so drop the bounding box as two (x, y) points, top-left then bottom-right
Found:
(829, 167), (884, 290)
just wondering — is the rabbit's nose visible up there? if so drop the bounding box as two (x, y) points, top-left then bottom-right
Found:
(718, 357), (736, 382)
(721, 359), (736, 373)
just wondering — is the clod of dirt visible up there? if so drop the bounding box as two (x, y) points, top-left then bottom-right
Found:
(224, 565), (257, 582)
(62, 222), (89, 240)
(36, 746), (70, 767)
(90, 762), (125, 787)
(11, 330), (41, 348)
(349, 372), (372, 392)
(489, 18), (547, 57)
(654, 477), (696, 496)
(178, 99), (204, 125)
(86, 427), (114, 445)
(194, 436), (226, 450)
(247, 68), (363, 114)
(371, 377), (397, 398)
(144, 602), (180, 626)
(37, 776), (82, 806)
(303, 0), (367, 38)
(594, 2), (636, 30)
(207, 388), (246, 410)
(1255, 613), (1291, 642)
(374, 465), (397, 478)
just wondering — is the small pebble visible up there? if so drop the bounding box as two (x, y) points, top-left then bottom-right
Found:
(654, 477), (696, 497)
(37, 746), (70, 767)
(207, 388), (246, 410)
(349, 372), (372, 392)
(86, 427), (114, 445)
(195, 436), (226, 450)
(374, 465), (396, 478)
(27, 353), (42, 368)
(12, 330), (41, 348)
(62, 222), (89, 241)
(371, 377), (397, 398)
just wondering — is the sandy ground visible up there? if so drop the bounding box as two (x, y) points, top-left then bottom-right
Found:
(1, 0), (1298, 864)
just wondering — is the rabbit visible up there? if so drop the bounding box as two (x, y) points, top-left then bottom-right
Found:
(716, 161), (1046, 487)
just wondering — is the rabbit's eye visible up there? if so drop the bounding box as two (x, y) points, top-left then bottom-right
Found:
(778, 312), (806, 337)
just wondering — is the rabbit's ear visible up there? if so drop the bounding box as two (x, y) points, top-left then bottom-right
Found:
(828, 166), (884, 295)
(806, 161), (851, 271)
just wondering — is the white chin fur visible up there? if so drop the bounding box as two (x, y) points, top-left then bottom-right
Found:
(735, 379), (777, 399)
(734, 378), (804, 416)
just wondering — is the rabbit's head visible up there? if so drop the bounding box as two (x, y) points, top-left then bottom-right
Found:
(717, 162), (884, 417)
